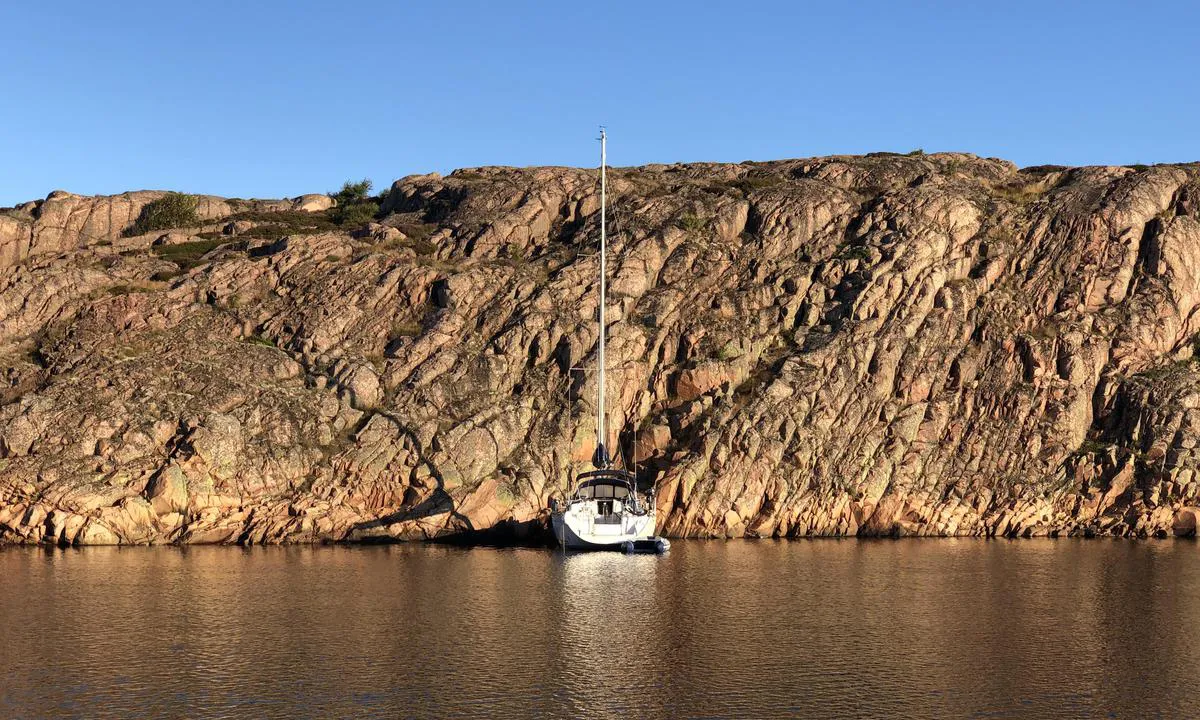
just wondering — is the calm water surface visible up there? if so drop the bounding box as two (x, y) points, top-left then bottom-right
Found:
(1, 540), (1198, 719)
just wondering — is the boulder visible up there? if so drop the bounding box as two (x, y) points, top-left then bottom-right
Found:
(145, 465), (189, 515)
(223, 220), (255, 236)
(1174, 508), (1200, 538)
(189, 414), (244, 480)
(293, 194), (335, 213)
(76, 519), (120, 545)
(0, 415), (38, 457)
(351, 223), (405, 243)
(634, 424), (672, 462)
(0, 213), (32, 268)
(675, 360), (744, 402)
(340, 365), (382, 409)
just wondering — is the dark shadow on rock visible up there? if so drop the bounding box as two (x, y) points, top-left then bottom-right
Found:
(433, 516), (554, 548)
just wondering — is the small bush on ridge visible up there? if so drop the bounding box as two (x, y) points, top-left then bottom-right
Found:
(125, 193), (200, 236)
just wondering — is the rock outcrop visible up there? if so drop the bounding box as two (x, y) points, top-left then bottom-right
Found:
(3, 153), (1200, 545)
(0, 191), (334, 270)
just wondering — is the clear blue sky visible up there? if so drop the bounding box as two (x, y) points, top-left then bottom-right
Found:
(3, 1), (1197, 206)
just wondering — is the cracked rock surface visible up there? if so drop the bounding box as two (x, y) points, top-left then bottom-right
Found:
(4, 153), (1200, 545)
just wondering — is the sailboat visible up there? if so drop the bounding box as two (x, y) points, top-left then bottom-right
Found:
(551, 129), (664, 553)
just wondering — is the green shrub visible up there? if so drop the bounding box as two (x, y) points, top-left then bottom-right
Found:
(838, 245), (872, 262)
(149, 269), (183, 282)
(1020, 165), (1068, 176)
(330, 178), (379, 226)
(151, 238), (235, 269)
(125, 193), (200, 236)
(716, 342), (743, 361)
(633, 311), (658, 328)
(396, 222), (436, 242)
(733, 176), (781, 193)
(333, 202), (378, 226)
(677, 214), (704, 232)
(220, 209), (339, 242)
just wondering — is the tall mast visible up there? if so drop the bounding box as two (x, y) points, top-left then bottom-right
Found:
(594, 128), (609, 469)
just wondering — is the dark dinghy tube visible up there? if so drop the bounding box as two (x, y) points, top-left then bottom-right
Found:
(620, 537), (671, 554)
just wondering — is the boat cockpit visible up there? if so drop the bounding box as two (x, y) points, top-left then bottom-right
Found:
(567, 470), (648, 517)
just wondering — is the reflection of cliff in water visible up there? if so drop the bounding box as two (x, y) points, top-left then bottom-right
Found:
(1, 542), (1199, 718)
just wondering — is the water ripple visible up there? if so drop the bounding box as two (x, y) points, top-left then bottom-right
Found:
(0, 540), (1197, 718)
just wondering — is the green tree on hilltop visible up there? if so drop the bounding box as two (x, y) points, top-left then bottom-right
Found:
(330, 179), (379, 226)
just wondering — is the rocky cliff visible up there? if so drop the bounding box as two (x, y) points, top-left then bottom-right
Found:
(3, 153), (1200, 545)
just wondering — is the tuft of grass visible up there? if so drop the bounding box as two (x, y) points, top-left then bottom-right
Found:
(246, 335), (277, 348)
(451, 171), (487, 182)
(495, 482), (519, 505)
(124, 193), (200, 236)
(993, 181), (1048, 206)
(395, 221), (436, 241)
(390, 322), (423, 338)
(677, 214), (704, 232)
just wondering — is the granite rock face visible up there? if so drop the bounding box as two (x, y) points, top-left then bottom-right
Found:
(3, 153), (1200, 545)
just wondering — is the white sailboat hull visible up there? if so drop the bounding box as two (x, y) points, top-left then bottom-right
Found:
(551, 510), (656, 551)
